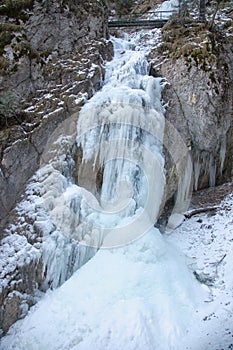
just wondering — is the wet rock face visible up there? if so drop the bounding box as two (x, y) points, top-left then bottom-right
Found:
(157, 27), (233, 191)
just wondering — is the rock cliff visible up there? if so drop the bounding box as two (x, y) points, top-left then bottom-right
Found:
(0, 0), (113, 334)
(0, 0), (113, 230)
(149, 8), (233, 210)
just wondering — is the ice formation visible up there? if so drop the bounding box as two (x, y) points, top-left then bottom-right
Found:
(76, 36), (166, 247)
(0, 31), (209, 350)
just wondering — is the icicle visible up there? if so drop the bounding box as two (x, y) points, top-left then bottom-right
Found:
(174, 154), (193, 213)
(193, 150), (216, 190)
(166, 153), (193, 232)
(209, 154), (216, 187)
(219, 136), (226, 175)
(193, 151), (201, 191)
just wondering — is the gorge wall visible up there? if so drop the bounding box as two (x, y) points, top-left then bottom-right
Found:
(148, 17), (233, 209)
(0, 0), (113, 334)
(0, 0), (113, 231)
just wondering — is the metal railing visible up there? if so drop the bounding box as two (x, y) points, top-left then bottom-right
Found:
(108, 10), (177, 28)
(109, 10), (177, 20)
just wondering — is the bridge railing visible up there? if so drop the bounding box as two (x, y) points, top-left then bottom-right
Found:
(109, 10), (177, 22)
(146, 10), (177, 19)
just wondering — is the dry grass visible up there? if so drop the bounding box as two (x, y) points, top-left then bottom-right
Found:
(191, 182), (233, 209)
(158, 19), (227, 73)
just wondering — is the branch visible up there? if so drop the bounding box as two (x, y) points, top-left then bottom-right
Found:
(184, 206), (220, 218)
(209, 0), (222, 29)
(210, 253), (227, 267)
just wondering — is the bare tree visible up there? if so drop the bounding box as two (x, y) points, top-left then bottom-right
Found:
(199, 0), (206, 21)
(179, 0), (189, 24)
(209, 0), (221, 28)
(178, 0), (181, 16)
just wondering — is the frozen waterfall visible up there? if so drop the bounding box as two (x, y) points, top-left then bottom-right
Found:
(1, 34), (208, 350)
(76, 36), (166, 247)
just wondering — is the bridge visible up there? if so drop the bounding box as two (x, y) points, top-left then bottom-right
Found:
(108, 10), (177, 29)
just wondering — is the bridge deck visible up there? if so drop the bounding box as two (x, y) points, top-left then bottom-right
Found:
(108, 10), (176, 29)
(108, 19), (167, 29)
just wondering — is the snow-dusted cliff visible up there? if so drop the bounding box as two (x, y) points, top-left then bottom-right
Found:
(0, 0), (113, 333)
(0, 0), (113, 231)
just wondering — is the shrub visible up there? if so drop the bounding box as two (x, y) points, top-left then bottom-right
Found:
(0, 56), (9, 72)
(114, 0), (133, 15)
(0, 23), (23, 56)
(0, 0), (34, 17)
(0, 92), (20, 128)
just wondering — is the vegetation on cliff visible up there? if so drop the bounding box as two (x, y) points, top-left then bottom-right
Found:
(0, 0), (111, 130)
(152, 0), (232, 94)
(0, 0), (34, 18)
(153, 0), (233, 192)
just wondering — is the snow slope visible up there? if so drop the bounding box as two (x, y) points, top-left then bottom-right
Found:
(0, 226), (208, 350)
(168, 193), (233, 350)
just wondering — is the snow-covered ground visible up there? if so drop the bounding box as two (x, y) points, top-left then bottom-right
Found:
(1, 193), (233, 350)
(167, 193), (233, 350)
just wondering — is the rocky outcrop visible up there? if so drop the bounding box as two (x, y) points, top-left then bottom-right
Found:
(150, 21), (233, 200)
(0, 0), (110, 99)
(0, 257), (44, 334)
(0, 108), (68, 229)
(0, 0), (113, 231)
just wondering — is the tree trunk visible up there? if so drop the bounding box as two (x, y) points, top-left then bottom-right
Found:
(209, 0), (220, 29)
(179, 0), (188, 25)
(178, 0), (181, 17)
(199, 0), (206, 22)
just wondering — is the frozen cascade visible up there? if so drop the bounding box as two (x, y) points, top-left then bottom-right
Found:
(147, 0), (178, 19)
(1, 34), (208, 350)
(76, 36), (166, 246)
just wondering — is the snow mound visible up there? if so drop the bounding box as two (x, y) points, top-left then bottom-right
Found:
(1, 228), (207, 350)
